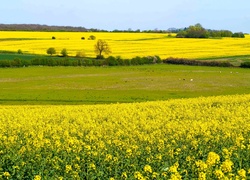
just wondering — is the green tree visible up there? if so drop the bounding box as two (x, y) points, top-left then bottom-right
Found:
(61, 48), (68, 57)
(94, 39), (111, 59)
(186, 23), (208, 38)
(17, 49), (23, 54)
(232, 32), (245, 38)
(47, 47), (56, 56)
(88, 35), (96, 40)
(176, 23), (209, 38)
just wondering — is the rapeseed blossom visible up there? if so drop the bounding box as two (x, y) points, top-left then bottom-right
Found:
(220, 159), (233, 173)
(33, 175), (42, 180)
(198, 172), (206, 180)
(206, 152), (220, 167)
(214, 169), (224, 179)
(0, 31), (250, 59)
(238, 169), (246, 179)
(0, 94), (250, 179)
(143, 165), (152, 173)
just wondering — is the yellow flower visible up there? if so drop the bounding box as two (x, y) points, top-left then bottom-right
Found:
(198, 172), (206, 180)
(220, 159), (233, 173)
(206, 152), (220, 167)
(161, 172), (167, 177)
(143, 164), (152, 173)
(3, 172), (11, 178)
(105, 154), (113, 161)
(121, 172), (127, 179)
(195, 160), (208, 172)
(33, 175), (42, 180)
(214, 169), (224, 180)
(169, 162), (179, 173)
(170, 172), (182, 180)
(113, 157), (118, 162)
(89, 163), (96, 170)
(74, 164), (81, 171)
(156, 154), (162, 161)
(222, 148), (232, 159)
(186, 156), (192, 162)
(89, 163), (96, 171)
(152, 172), (158, 178)
(145, 146), (151, 153)
(126, 149), (132, 157)
(238, 169), (246, 179)
(65, 165), (72, 173)
(134, 171), (145, 180)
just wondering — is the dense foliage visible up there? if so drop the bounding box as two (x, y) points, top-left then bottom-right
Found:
(176, 23), (245, 38)
(0, 24), (88, 32)
(0, 94), (250, 179)
(0, 56), (163, 67)
(163, 57), (233, 67)
(240, 62), (250, 68)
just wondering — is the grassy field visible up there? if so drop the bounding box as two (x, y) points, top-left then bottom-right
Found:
(0, 64), (249, 105)
(0, 31), (250, 60)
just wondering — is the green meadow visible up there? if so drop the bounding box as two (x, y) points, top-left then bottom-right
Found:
(0, 64), (249, 105)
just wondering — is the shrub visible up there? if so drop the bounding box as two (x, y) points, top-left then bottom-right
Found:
(155, 55), (162, 63)
(21, 59), (31, 66)
(123, 59), (131, 66)
(96, 55), (104, 59)
(163, 57), (233, 67)
(61, 48), (68, 57)
(46, 47), (56, 56)
(0, 60), (11, 67)
(83, 59), (94, 66)
(105, 56), (118, 66)
(88, 35), (96, 40)
(240, 62), (250, 68)
(17, 49), (23, 54)
(116, 56), (124, 66)
(131, 56), (141, 65)
(11, 58), (21, 67)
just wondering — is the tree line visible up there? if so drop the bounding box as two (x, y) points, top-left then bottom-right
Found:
(1, 56), (250, 68)
(45, 39), (111, 59)
(0, 56), (161, 67)
(0, 24), (88, 32)
(0, 23), (246, 36)
(176, 23), (245, 38)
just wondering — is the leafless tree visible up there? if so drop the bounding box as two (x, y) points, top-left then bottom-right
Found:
(94, 39), (111, 59)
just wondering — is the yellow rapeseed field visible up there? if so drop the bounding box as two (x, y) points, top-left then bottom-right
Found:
(0, 31), (250, 59)
(0, 94), (250, 179)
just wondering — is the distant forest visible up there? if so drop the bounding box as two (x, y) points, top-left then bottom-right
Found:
(0, 24), (169, 32)
(0, 24), (90, 32)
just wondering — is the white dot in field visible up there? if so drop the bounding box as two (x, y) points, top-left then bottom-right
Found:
(190, 79), (193, 81)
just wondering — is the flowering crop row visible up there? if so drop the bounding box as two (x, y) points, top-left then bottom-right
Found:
(0, 94), (250, 179)
(0, 31), (250, 59)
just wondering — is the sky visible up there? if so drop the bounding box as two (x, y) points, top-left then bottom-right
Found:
(0, 0), (249, 33)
